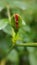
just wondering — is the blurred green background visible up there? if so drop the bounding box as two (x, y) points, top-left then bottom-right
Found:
(0, 0), (37, 65)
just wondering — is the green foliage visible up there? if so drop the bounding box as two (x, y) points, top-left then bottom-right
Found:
(0, 0), (37, 65)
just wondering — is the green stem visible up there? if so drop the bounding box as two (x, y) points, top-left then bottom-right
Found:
(7, 4), (11, 23)
(16, 43), (37, 47)
(0, 59), (6, 65)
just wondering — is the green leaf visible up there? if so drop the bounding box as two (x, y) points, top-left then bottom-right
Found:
(3, 24), (13, 35)
(0, 34), (12, 59)
(5, 0), (27, 10)
(0, 19), (8, 30)
(0, 0), (5, 7)
(27, 47), (37, 65)
(3, 24), (16, 38)
(7, 49), (19, 62)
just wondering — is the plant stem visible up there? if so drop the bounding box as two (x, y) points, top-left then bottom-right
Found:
(0, 59), (6, 65)
(16, 43), (37, 47)
(7, 4), (11, 23)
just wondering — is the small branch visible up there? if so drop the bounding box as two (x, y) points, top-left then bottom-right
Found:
(0, 59), (6, 65)
(0, 61), (1, 65)
(7, 5), (11, 22)
(3, 0), (11, 22)
(16, 43), (37, 47)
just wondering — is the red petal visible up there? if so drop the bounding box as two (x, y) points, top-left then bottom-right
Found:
(15, 14), (18, 22)
(16, 23), (18, 28)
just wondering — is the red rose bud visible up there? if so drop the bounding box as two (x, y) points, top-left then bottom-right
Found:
(15, 14), (18, 22)
(14, 14), (19, 29)
(16, 23), (18, 28)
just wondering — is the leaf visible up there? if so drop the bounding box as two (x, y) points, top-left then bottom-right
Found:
(7, 49), (19, 62)
(0, 19), (8, 30)
(3, 24), (13, 35)
(3, 24), (16, 38)
(0, 34), (12, 59)
(0, 0), (5, 7)
(0, 7), (3, 11)
(27, 47), (37, 65)
(5, 0), (27, 10)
